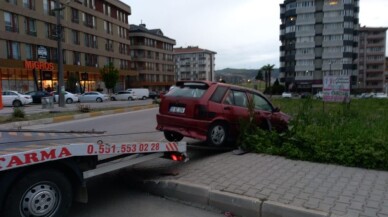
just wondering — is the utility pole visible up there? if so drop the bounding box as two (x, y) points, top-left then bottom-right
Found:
(55, 0), (65, 107)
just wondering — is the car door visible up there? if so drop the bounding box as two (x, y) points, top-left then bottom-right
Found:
(251, 93), (288, 132)
(2, 91), (12, 106)
(221, 89), (250, 131)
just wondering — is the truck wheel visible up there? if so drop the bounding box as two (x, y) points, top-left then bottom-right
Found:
(3, 169), (72, 217)
(207, 122), (229, 146)
(164, 131), (183, 142)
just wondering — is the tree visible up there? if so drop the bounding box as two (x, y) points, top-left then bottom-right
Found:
(100, 62), (119, 94)
(255, 70), (263, 81)
(260, 64), (275, 95)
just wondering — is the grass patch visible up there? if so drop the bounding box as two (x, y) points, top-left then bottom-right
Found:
(238, 98), (388, 170)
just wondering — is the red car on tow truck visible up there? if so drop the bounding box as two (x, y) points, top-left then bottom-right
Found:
(156, 81), (291, 146)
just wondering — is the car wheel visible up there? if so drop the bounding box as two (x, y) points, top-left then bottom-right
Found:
(128, 97), (132, 101)
(142, 96), (147, 100)
(110, 97), (116, 101)
(66, 98), (73, 104)
(12, 100), (22, 107)
(96, 97), (103, 102)
(207, 122), (229, 146)
(2, 169), (72, 217)
(164, 131), (183, 142)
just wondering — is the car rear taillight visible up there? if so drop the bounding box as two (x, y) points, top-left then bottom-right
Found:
(169, 153), (187, 162)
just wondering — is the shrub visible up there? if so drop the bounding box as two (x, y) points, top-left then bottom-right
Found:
(78, 104), (91, 113)
(238, 98), (388, 170)
(12, 107), (25, 119)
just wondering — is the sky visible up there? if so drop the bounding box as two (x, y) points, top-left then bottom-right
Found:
(125, 0), (388, 70)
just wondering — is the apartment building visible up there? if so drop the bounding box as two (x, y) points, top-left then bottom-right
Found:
(355, 26), (387, 92)
(174, 46), (216, 82)
(0, 0), (134, 93)
(128, 24), (176, 92)
(279, 0), (359, 93)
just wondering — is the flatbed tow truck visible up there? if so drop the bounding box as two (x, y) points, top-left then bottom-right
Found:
(0, 129), (187, 217)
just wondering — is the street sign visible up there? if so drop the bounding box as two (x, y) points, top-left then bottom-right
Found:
(38, 46), (47, 59)
(323, 76), (350, 102)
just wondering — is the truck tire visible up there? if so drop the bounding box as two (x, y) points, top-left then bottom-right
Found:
(3, 169), (72, 217)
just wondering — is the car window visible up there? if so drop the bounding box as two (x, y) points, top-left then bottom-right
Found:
(210, 86), (228, 103)
(223, 90), (247, 108)
(168, 85), (207, 98)
(252, 94), (273, 112)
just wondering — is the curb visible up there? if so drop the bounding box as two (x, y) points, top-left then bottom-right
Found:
(143, 180), (330, 217)
(0, 104), (158, 129)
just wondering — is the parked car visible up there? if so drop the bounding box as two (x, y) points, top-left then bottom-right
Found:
(25, 90), (51, 104)
(315, 91), (323, 99)
(50, 91), (79, 104)
(149, 91), (159, 99)
(357, 92), (376, 98)
(79, 91), (109, 103)
(110, 91), (137, 101)
(300, 92), (312, 99)
(281, 92), (292, 98)
(374, 92), (388, 99)
(156, 81), (291, 146)
(125, 88), (149, 100)
(2, 90), (33, 107)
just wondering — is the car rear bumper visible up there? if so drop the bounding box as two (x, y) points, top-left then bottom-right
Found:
(156, 113), (210, 141)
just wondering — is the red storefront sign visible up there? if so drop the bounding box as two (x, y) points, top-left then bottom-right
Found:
(24, 61), (55, 71)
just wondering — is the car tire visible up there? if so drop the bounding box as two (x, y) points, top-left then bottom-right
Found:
(111, 97), (116, 101)
(164, 131), (183, 142)
(207, 122), (229, 146)
(128, 97), (132, 101)
(66, 98), (73, 104)
(2, 169), (72, 217)
(142, 96), (146, 100)
(12, 100), (22, 107)
(96, 97), (102, 102)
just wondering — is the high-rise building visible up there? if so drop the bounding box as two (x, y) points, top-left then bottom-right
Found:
(279, 0), (359, 93)
(0, 0), (133, 93)
(128, 24), (176, 92)
(356, 26), (387, 92)
(174, 46), (216, 81)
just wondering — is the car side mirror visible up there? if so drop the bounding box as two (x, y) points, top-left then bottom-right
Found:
(273, 107), (280, 112)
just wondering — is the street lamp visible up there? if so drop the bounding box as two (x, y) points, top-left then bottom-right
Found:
(53, 0), (66, 107)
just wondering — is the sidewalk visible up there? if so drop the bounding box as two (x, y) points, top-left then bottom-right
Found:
(132, 151), (388, 217)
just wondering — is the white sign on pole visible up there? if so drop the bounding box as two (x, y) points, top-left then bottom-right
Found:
(323, 76), (350, 102)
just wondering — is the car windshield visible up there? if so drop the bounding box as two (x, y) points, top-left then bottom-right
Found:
(167, 83), (207, 98)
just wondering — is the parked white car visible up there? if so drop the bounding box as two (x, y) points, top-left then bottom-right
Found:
(51, 91), (79, 104)
(2, 90), (33, 107)
(79, 91), (109, 103)
(374, 92), (388, 99)
(315, 91), (323, 99)
(281, 92), (292, 98)
(111, 91), (138, 101)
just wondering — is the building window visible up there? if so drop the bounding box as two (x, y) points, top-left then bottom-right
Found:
(73, 51), (81, 65)
(84, 34), (98, 48)
(25, 44), (37, 60)
(4, 12), (19, 32)
(7, 41), (21, 60)
(5, 0), (17, 5)
(43, 0), (55, 15)
(103, 3), (111, 16)
(45, 22), (57, 40)
(23, 0), (35, 10)
(71, 8), (79, 23)
(24, 17), (37, 36)
(84, 0), (95, 9)
(85, 53), (98, 67)
(83, 13), (96, 28)
(72, 30), (80, 45)
(104, 21), (113, 34)
(105, 39), (113, 51)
